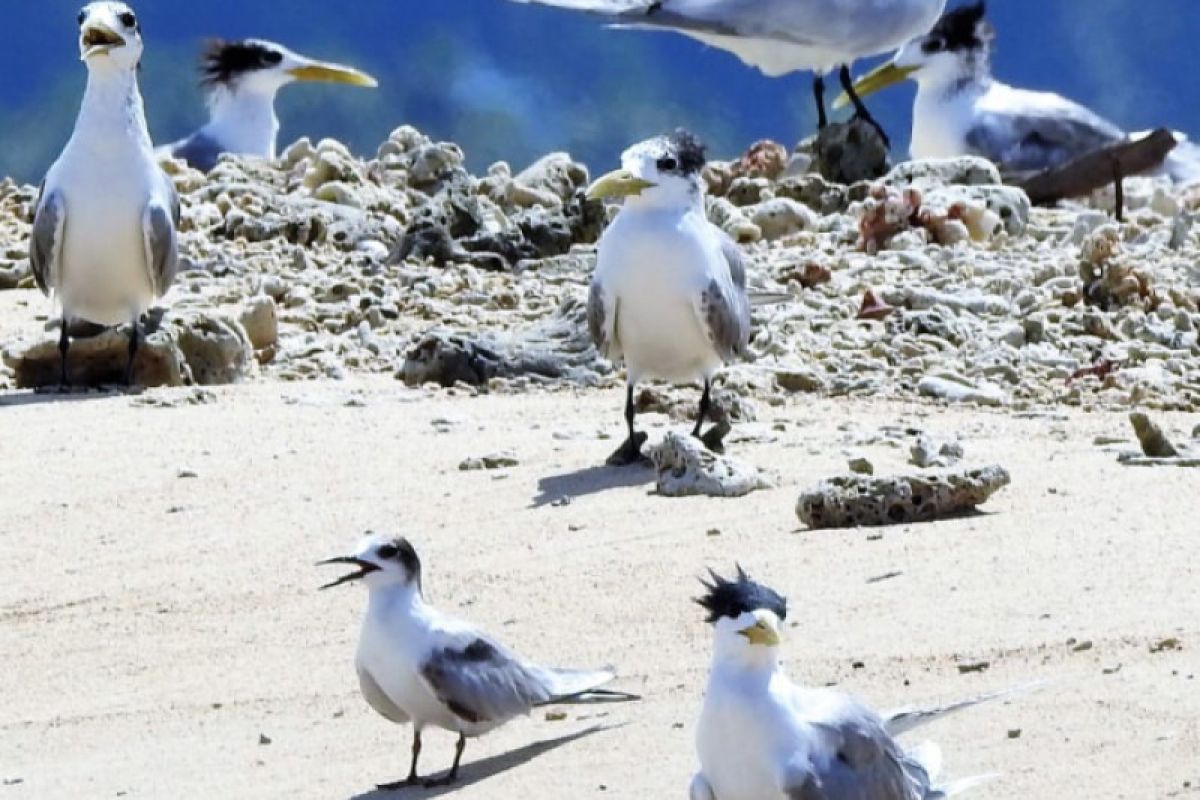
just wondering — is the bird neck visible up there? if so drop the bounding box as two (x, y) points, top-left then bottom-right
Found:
(366, 581), (426, 622)
(73, 66), (151, 151)
(915, 51), (993, 102)
(202, 85), (281, 160)
(711, 642), (782, 681)
(626, 184), (705, 217)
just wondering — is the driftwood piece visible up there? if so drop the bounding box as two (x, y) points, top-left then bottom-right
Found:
(1010, 129), (1177, 209)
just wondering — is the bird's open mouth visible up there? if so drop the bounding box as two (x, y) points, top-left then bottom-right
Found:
(317, 556), (379, 590)
(81, 25), (125, 58)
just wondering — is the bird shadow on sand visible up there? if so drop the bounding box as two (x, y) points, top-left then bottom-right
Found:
(0, 386), (132, 408)
(532, 463), (654, 508)
(348, 724), (617, 799)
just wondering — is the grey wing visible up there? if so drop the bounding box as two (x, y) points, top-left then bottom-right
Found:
(785, 700), (928, 800)
(967, 103), (1126, 173)
(694, 232), (751, 362)
(357, 664), (410, 724)
(168, 130), (224, 172)
(420, 636), (552, 725)
(588, 279), (620, 360)
(143, 173), (180, 297)
(29, 184), (66, 295)
(512, 0), (798, 41)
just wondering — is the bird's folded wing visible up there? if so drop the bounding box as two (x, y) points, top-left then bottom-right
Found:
(692, 232), (751, 362)
(166, 131), (224, 173)
(30, 184), (66, 295)
(420, 635), (551, 724)
(785, 695), (931, 799)
(967, 101), (1126, 173)
(142, 178), (179, 298)
(588, 280), (621, 361)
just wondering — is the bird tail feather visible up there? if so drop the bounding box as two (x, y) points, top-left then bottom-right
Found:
(537, 667), (641, 704)
(885, 679), (1048, 737)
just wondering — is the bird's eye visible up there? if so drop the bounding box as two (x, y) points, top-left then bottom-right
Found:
(263, 50), (284, 66)
(656, 156), (678, 171)
(377, 544), (398, 560)
(118, 11), (137, 28)
(77, 10), (86, 26)
(921, 36), (946, 54)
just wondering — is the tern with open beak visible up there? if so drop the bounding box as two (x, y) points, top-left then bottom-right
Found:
(319, 534), (638, 789)
(30, 1), (179, 387)
(162, 39), (377, 172)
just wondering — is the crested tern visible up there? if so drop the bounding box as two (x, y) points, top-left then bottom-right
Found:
(161, 39), (377, 172)
(31, 1), (179, 386)
(842, 1), (1200, 181)
(587, 130), (751, 466)
(319, 534), (638, 789)
(691, 568), (1010, 800)
(508, 0), (948, 143)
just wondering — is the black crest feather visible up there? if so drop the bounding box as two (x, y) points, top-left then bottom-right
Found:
(668, 128), (707, 175)
(200, 39), (282, 87)
(696, 566), (787, 624)
(929, 2), (992, 52)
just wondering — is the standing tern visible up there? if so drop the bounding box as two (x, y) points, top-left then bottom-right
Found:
(840, 2), (1200, 181)
(31, 1), (179, 386)
(319, 534), (638, 789)
(586, 130), (750, 466)
(161, 39), (377, 172)
(507, 0), (948, 144)
(691, 567), (1012, 800)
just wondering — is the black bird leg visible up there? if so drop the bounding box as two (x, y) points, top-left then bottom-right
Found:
(607, 384), (648, 466)
(422, 733), (466, 788)
(125, 313), (142, 386)
(694, 379), (730, 454)
(58, 317), (71, 387)
(838, 64), (890, 149)
(813, 74), (828, 130)
(692, 379), (712, 439)
(376, 730), (423, 791)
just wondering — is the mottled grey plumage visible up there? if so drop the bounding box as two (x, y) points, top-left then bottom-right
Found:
(168, 130), (224, 173)
(699, 233), (751, 362)
(29, 185), (65, 295)
(587, 283), (615, 359)
(965, 105), (1124, 173)
(143, 182), (181, 296)
(421, 637), (553, 724)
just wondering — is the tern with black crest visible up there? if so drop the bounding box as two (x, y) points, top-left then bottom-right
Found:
(31, 1), (179, 386)
(691, 567), (1024, 799)
(319, 534), (638, 789)
(841, 1), (1200, 182)
(508, 0), (947, 143)
(587, 130), (751, 465)
(162, 39), (377, 172)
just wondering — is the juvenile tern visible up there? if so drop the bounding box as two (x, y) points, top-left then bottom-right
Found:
(31, 1), (179, 386)
(508, 0), (948, 143)
(587, 130), (750, 465)
(691, 567), (1009, 800)
(841, 1), (1200, 181)
(319, 534), (638, 789)
(161, 39), (377, 172)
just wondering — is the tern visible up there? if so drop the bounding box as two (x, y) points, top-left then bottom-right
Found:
(30, 1), (179, 386)
(586, 130), (751, 466)
(319, 534), (638, 789)
(691, 567), (1018, 800)
(161, 39), (377, 172)
(507, 0), (947, 144)
(840, 1), (1200, 181)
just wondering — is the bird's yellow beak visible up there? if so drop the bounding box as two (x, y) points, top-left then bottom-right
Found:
(288, 62), (378, 88)
(80, 22), (125, 60)
(832, 62), (920, 109)
(738, 619), (781, 647)
(586, 169), (656, 200)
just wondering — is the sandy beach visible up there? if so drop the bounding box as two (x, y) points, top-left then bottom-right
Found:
(2, 373), (1196, 799)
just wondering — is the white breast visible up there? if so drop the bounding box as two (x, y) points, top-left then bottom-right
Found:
(595, 209), (725, 384)
(911, 86), (979, 161)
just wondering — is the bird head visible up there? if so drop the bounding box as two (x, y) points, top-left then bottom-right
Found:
(587, 128), (707, 211)
(697, 567), (788, 663)
(837, 1), (994, 104)
(201, 39), (378, 99)
(318, 534), (422, 593)
(77, 2), (143, 69)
